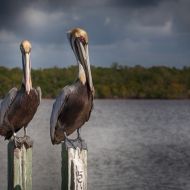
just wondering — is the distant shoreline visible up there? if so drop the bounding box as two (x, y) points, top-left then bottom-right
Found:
(0, 65), (190, 99)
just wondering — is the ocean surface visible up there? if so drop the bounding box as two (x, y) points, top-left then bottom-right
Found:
(0, 99), (190, 190)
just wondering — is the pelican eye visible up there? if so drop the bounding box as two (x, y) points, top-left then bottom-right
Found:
(78, 36), (86, 46)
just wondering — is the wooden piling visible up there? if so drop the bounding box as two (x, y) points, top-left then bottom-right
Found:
(61, 142), (87, 190)
(7, 140), (33, 190)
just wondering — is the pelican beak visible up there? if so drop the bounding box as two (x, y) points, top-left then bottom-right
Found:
(67, 28), (94, 93)
(20, 40), (32, 95)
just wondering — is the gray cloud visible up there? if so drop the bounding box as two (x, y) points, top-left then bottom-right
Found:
(107, 0), (166, 7)
(0, 0), (189, 69)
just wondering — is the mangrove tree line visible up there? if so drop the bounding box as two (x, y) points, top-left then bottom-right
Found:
(0, 64), (190, 99)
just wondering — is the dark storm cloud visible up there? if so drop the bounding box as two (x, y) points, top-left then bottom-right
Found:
(0, 0), (189, 69)
(0, 0), (112, 45)
(107, 0), (165, 7)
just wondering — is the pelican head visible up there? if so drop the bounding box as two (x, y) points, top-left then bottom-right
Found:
(67, 28), (94, 93)
(20, 40), (32, 95)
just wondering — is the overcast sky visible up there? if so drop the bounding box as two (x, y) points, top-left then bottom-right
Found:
(0, 0), (190, 69)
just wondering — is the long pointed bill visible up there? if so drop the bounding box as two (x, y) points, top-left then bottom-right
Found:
(84, 49), (93, 93)
(23, 53), (31, 94)
(78, 42), (94, 93)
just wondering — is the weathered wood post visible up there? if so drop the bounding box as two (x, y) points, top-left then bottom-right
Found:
(61, 141), (87, 190)
(7, 139), (33, 190)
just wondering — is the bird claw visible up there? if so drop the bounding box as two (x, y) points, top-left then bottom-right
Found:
(23, 135), (34, 148)
(14, 136), (22, 149)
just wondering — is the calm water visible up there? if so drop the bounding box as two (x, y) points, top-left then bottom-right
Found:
(0, 100), (190, 190)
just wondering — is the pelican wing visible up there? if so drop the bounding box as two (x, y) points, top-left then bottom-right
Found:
(87, 97), (94, 122)
(0, 87), (18, 124)
(50, 85), (73, 142)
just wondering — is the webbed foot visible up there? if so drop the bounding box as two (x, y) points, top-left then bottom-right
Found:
(63, 129), (87, 150)
(13, 135), (34, 149)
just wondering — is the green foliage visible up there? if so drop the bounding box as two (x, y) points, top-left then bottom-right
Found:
(0, 64), (190, 99)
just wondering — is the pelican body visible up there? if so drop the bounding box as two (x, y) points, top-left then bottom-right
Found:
(50, 28), (94, 146)
(0, 40), (41, 145)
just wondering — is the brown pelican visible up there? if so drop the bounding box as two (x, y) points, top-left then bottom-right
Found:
(50, 28), (94, 149)
(0, 40), (41, 148)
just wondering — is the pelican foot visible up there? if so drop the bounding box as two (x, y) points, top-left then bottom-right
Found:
(64, 137), (88, 151)
(13, 135), (34, 149)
